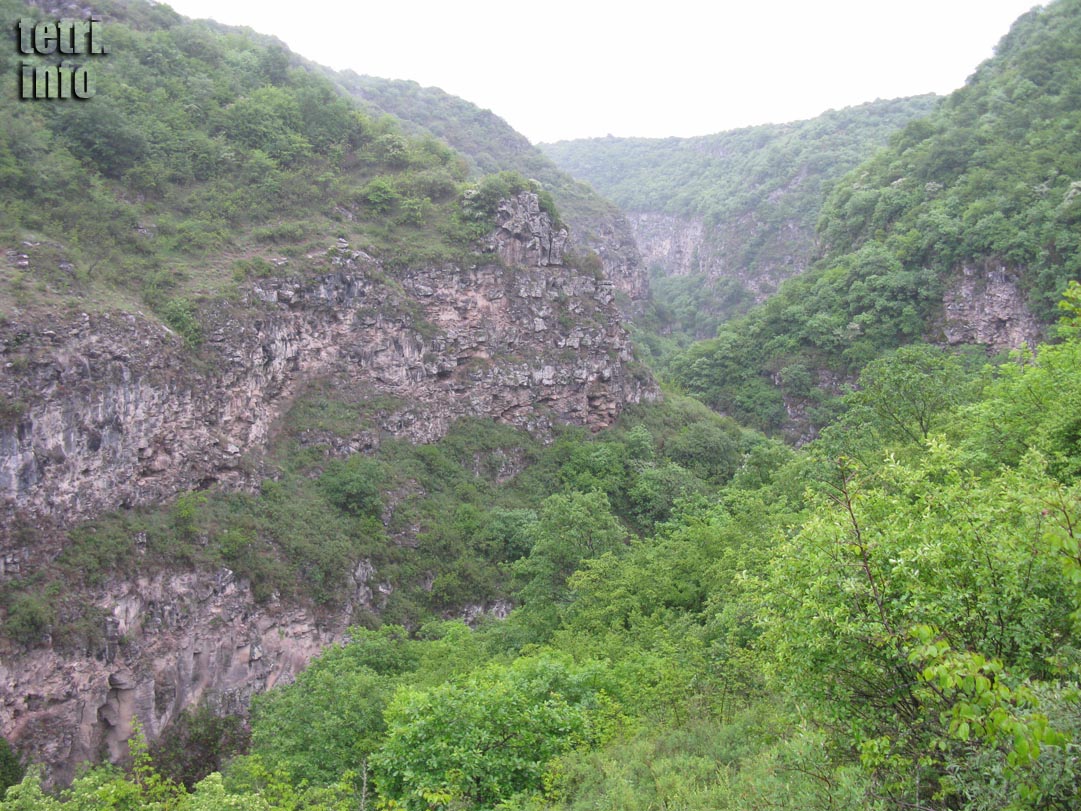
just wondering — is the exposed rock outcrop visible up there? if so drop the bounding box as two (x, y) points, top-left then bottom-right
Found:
(629, 212), (708, 279)
(942, 261), (1044, 351)
(1, 569), (336, 786)
(1, 195), (654, 533)
(628, 210), (812, 304)
(583, 213), (650, 307)
(492, 193), (568, 267)
(0, 193), (657, 780)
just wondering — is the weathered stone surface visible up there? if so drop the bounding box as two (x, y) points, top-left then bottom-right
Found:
(578, 212), (650, 309)
(0, 193), (658, 781)
(628, 211), (811, 331)
(942, 261), (1043, 351)
(0, 195), (655, 533)
(0, 569), (341, 785)
(629, 212), (708, 279)
(492, 193), (568, 267)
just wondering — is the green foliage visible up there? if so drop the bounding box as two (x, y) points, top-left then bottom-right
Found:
(361, 177), (400, 214)
(0, 0), (543, 323)
(543, 96), (939, 337)
(955, 336), (1081, 479)
(17, 314), (1081, 811)
(0, 738), (24, 798)
(662, 0), (1081, 433)
(160, 297), (201, 351)
(373, 656), (606, 811)
(2, 593), (53, 647)
(831, 343), (979, 452)
(334, 73), (615, 239)
(512, 491), (626, 610)
(150, 707), (249, 790)
(318, 457), (384, 518)
(247, 649), (390, 788)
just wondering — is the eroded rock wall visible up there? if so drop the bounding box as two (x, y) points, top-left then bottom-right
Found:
(628, 210), (811, 302)
(943, 261), (1044, 351)
(1, 198), (653, 534)
(0, 193), (657, 780)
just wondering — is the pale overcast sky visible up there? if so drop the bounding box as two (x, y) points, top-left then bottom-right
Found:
(164, 0), (1041, 144)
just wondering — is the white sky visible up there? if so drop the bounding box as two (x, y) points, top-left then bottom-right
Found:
(164, 0), (1042, 144)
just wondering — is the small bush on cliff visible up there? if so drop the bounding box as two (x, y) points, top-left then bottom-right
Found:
(2, 593), (52, 647)
(461, 171), (563, 227)
(320, 457), (385, 518)
(159, 298), (203, 349)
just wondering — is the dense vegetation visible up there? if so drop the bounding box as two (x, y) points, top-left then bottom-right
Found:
(540, 97), (938, 228)
(6, 288), (1080, 810)
(541, 96), (938, 337)
(667, 0), (1081, 433)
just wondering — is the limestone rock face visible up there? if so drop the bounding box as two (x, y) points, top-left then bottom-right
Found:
(629, 212), (708, 280)
(492, 193), (568, 267)
(1, 196), (654, 532)
(1, 569), (338, 786)
(628, 211), (811, 323)
(943, 262), (1043, 351)
(0, 193), (658, 779)
(584, 213), (650, 307)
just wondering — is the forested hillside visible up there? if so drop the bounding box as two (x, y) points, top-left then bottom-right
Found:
(668, 0), (1081, 434)
(0, 0), (572, 320)
(541, 96), (938, 338)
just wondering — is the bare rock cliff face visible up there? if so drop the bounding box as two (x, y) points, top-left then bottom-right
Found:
(942, 261), (1044, 351)
(628, 212), (707, 279)
(0, 193), (657, 780)
(1, 194), (654, 532)
(2, 569), (339, 786)
(628, 211), (812, 302)
(585, 213), (651, 308)
(491, 194), (568, 267)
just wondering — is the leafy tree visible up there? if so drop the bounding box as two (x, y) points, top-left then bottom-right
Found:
(373, 656), (606, 810)
(842, 343), (970, 445)
(762, 446), (1078, 805)
(247, 654), (390, 788)
(513, 491), (626, 609)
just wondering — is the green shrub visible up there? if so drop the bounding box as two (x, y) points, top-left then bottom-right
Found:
(319, 457), (384, 518)
(3, 593), (52, 646)
(159, 298), (203, 348)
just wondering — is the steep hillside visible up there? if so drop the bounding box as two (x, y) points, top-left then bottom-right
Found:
(329, 74), (650, 306)
(668, 0), (1081, 436)
(541, 97), (938, 338)
(0, 0), (655, 779)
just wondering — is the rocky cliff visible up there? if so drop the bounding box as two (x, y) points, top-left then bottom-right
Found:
(331, 74), (652, 312)
(629, 210), (810, 299)
(0, 193), (656, 780)
(942, 261), (1044, 352)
